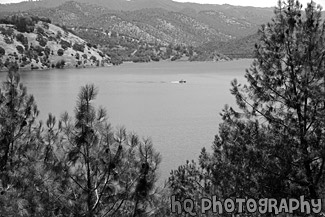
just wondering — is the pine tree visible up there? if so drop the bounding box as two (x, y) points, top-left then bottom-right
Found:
(58, 84), (162, 217)
(213, 0), (325, 201)
(227, 0), (325, 199)
(169, 0), (325, 213)
(0, 66), (163, 216)
(0, 63), (39, 174)
(0, 63), (52, 216)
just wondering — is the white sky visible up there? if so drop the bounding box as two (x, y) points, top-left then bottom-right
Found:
(174, 0), (325, 8)
(1, 0), (24, 3)
(0, 0), (325, 8)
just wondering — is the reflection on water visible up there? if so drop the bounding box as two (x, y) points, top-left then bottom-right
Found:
(0, 59), (251, 184)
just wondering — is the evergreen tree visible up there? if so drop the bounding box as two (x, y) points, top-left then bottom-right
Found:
(57, 84), (162, 217)
(169, 0), (325, 215)
(0, 66), (163, 216)
(0, 63), (50, 216)
(0, 63), (38, 173)
(225, 0), (325, 199)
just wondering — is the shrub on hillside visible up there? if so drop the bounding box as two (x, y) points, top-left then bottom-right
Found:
(39, 39), (47, 47)
(57, 49), (64, 56)
(44, 46), (51, 56)
(73, 43), (85, 52)
(36, 34), (47, 47)
(13, 52), (18, 59)
(34, 45), (44, 55)
(16, 33), (28, 46)
(22, 55), (27, 62)
(150, 55), (160, 62)
(31, 64), (39, 70)
(36, 26), (45, 35)
(16, 45), (24, 54)
(4, 37), (13, 44)
(98, 52), (104, 58)
(56, 31), (62, 40)
(0, 46), (5, 56)
(42, 22), (49, 29)
(0, 27), (14, 37)
(171, 54), (181, 61)
(55, 59), (65, 68)
(60, 40), (71, 50)
(90, 55), (97, 62)
(41, 56), (50, 68)
(86, 42), (92, 48)
(4, 58), (11, 68)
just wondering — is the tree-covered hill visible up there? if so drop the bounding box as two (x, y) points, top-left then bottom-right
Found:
(0, 0), (277, 62)
(198, 32), (260, 59)
(24, 3), (232, 46)
(0, 0), (274, 15)
(2, 0), (272, 61)
(3, 1), (274, 46)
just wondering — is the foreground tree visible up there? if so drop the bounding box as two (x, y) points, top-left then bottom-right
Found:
(228, 0), (325, 199)
(0, 65), (163, 216)
(0, 64), (65, 216)
(169, 0), (325, 214)
(0, 63), (38, 175)
(56, 84), (162, 217)
(0, 63), (43, 215)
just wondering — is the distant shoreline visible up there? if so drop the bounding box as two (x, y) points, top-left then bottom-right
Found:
(0, 57), (254, 73)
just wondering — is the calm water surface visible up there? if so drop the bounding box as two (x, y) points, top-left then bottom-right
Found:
(0, 59), (252, 183)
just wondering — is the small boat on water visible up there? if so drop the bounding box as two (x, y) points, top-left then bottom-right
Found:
(171, 80), (186, 84)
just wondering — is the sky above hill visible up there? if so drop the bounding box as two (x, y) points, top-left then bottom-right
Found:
(174, 0), (325, 7)
(0, 0), (325, 8)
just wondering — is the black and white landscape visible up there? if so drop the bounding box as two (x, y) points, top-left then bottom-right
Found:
(0, 0), (325, 216)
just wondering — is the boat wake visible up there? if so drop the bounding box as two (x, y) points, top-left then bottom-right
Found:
(171, 80), (186, 84)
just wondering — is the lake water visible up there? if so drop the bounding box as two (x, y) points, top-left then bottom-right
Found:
(0, 59), (252, 184)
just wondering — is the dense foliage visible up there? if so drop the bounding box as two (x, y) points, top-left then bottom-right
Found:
(74, 28), (217, 64)
(169, 0), (325, 215)
(0, 47), (5, 56)
(0, 63), (162, 217)
(0, 15), (50, 33)
(198, 33), (260, 59)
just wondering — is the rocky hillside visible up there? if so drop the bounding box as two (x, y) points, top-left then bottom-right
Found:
(0, 15), (110, 71)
